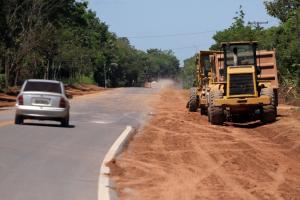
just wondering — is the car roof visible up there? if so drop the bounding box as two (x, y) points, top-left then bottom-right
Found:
(26, 79), (61, 84)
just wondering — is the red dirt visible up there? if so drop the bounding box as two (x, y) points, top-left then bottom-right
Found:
(110, 86), (300, 200)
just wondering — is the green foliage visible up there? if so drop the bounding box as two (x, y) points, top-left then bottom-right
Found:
(258, 9), (300, 96)
(146, 49), (180, 80)
(184, 6), (264, 90)
(208, 3), (300, 99)
(0, 0), (179, 89)
(210, 6), (262, 50)
(184, 4), (300, 96)
(264, 0), (300, 22)
(79, 75), (95, 85)
(181, 55), (197, 89)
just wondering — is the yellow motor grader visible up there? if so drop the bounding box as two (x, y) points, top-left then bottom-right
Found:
(187, 41), (278, 125)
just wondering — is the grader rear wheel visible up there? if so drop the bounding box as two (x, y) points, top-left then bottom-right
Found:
(260, 88), (277, 123)
(188, 88), (199, 112)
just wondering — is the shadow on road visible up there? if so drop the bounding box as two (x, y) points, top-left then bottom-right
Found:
(22, 122), (75, 128)
(229, 121), (264, 129)
(224, 115), (281, 129)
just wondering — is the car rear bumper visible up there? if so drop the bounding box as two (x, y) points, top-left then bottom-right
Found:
(16, 105), (69, 119)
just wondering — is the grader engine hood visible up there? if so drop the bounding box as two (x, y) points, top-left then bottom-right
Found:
(226, 66), (258, 98)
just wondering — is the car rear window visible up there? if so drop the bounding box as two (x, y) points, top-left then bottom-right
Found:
(24, 81), (62, 94)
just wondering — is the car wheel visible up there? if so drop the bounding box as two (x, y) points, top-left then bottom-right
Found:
(61, 115), (69, 127)
(15, 115), (24, 125)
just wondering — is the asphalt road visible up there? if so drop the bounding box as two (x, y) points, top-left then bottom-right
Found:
(0, 87), (158, 200)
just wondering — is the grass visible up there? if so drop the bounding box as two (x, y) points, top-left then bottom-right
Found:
(63, 75), (96, 85)
(79, 75), (96, 85)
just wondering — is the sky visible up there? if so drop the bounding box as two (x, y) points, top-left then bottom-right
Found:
(88, 0), (279, 66)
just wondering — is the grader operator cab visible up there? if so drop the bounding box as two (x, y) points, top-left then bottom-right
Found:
(188, 51), (220, 114)
(188, 41), (278, 125)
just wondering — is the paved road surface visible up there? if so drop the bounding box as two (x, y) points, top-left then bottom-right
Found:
(0, 87), (157, 200)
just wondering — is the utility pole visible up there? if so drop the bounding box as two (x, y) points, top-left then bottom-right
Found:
(248, 21), (269, 29)
(104, 62), (107, 88)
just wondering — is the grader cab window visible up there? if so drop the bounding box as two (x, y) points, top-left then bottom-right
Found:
(224, 44), (256, 67)
(203, 56), (210, 77)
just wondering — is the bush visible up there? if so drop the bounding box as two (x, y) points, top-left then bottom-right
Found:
(79, 75), (96, 85)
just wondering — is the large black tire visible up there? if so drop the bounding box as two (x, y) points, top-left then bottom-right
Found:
(15, 115), (23, 125)
(208, 90), (224, 125)
(200, 106), (207, 115)
(188, 88), (199, 112)
(61, 115), (69, 127)
(260, 88), (277, 123)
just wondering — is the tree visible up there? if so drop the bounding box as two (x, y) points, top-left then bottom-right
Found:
(264, 0), (300, 22)
(181, 55), (197, 89)
(208, 3), (300, 100)
(0, 0), (88, 87)
(210, 6), (261, 50)
(0, 0), (181, 90)
(146, 49), (179, 80)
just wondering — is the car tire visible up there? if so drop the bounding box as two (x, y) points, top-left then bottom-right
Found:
(200, 106), (207, 115)
(15, 115), (23, 125)
(61, 115), (69, 127)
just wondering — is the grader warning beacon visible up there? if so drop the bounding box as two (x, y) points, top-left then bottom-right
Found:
(187, 41), (278, 125)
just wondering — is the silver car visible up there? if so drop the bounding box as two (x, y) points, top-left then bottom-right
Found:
(15, 79), (70, 127)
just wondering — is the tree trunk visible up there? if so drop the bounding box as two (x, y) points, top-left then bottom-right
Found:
(44, 60), (49, 80)
(4, 56), (9, 89)
(14, 68), (19, 86)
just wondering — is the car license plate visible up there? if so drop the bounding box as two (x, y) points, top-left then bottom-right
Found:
(34, 98), (50, 105)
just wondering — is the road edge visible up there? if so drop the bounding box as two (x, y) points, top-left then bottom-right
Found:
(98, 126), (135, 200)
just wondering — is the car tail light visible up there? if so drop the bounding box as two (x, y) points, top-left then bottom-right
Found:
(59, 98), (67, 108)
(18, 95), (24, 105)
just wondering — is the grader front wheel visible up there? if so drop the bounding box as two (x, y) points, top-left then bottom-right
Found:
(209, 91), (224, 125)
(188, 88), (199, 112)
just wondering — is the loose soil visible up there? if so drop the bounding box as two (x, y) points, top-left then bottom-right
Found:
(110, 86), (300, 200)
(0, 84), (105, 108)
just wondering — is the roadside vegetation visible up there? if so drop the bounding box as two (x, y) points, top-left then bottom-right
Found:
(0, 0), (179, 91)
(181, 1), (300, 104)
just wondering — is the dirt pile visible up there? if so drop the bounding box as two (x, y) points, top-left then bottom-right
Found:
(0, 93), (16, 108)
(110, 87), (300, 200)
(64, 84), (105, 97)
